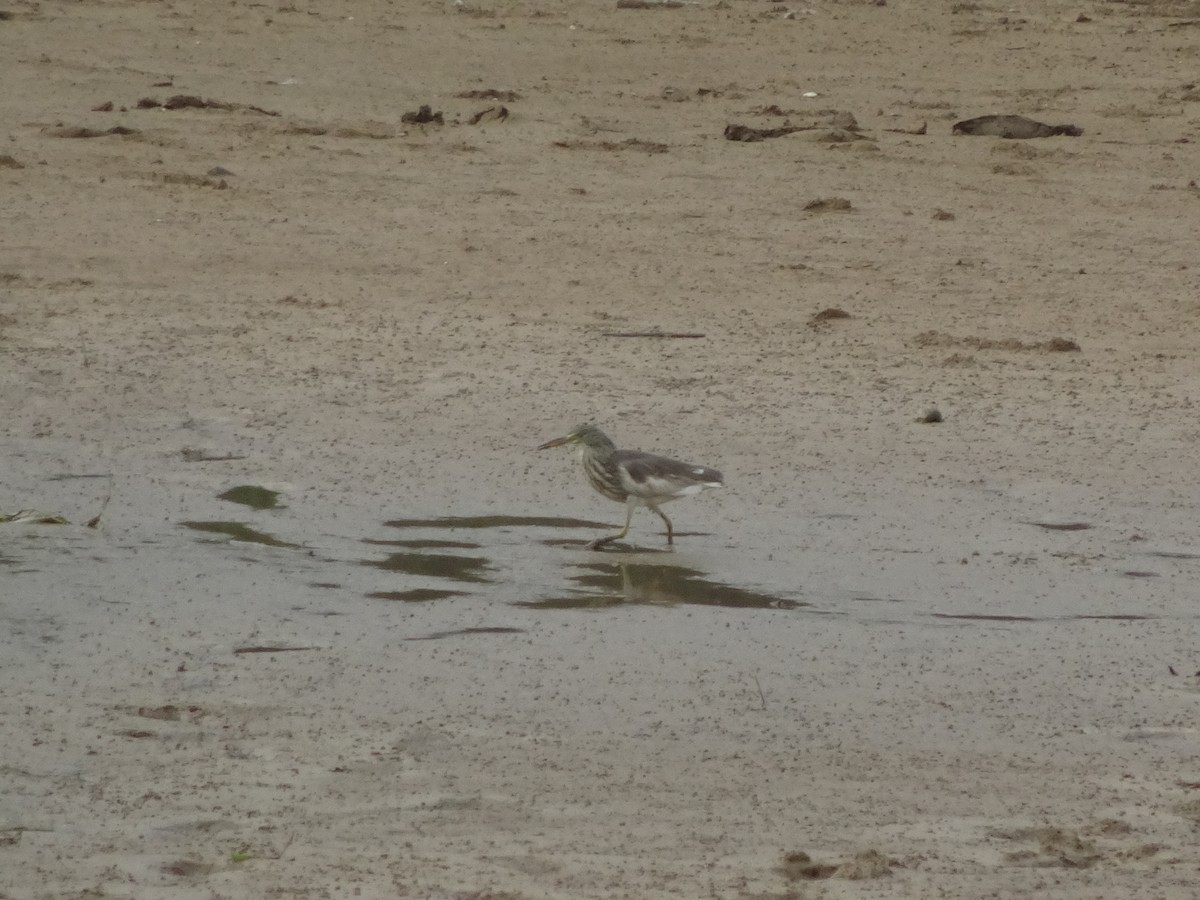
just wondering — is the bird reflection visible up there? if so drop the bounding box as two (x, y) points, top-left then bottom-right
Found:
(516, 562), (805, 610)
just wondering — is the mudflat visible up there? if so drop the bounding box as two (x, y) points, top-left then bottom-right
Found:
(3, 0), (1200, 897)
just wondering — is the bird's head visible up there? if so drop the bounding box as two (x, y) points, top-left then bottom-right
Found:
(536, 424), (614, 452)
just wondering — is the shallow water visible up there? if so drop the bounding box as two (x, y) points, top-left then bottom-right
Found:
(364, 514), (804, 611)
(517, 561), (806, 610)
(181, 520), (303, 549)
(151, 495), (1200, 628)
(218, 485), (285, 510)
(5, 480), (1199, 637)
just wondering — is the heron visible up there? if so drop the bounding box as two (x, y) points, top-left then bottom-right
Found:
(537, 424), (724, 550)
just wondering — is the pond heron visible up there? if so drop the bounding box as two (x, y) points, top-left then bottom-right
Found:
(537, 424), (724, 550)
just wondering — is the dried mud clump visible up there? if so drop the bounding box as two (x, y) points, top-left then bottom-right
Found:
(724, 123), (806, 142)
(456, 89), (520, 101)
(401, 105), (444, 125)
(953, 114), (1082, 138)
(837, 849), (899, 879)
(993, 142), (1067, 161)
(616, 0), (689, 8)
(1173, 797), (1200, 823)
(725, 112), (872, 144)
(804, 197), (852, 212)
(332, 125), (395, 139)
(157, 172), (229, 189)
(137, 95), (279, 115)
(135, 704), (184, 721)
(992, 161), (1037, 176)
(752, 103), (802, 116)
(809, 307), (851, 327)
(777, 849), (898, 881)
(941, 352), (978, 367)
(161, 859), (215, 878)
(469, 106), (509, 125)
(913, 331), (1080, 353)
(777, 851), (838, 881)
(554, 138), (668, 153)
(885, 120), (927, 134)
(48, 125), (138, 138)
(991, 826), (1103, 868)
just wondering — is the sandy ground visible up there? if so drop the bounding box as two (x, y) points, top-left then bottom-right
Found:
(4, 0), (1200, 897)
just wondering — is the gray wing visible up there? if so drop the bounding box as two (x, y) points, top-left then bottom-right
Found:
(614, 450), (724, 500)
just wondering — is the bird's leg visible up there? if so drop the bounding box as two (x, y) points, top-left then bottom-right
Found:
(650, 505), (674, 545)
(588, 498), (636, 550)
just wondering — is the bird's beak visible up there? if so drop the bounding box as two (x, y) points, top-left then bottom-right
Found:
(536, 435), (570, 450)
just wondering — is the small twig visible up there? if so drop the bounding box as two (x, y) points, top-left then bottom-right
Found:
(233, 646), (319, 654)
(261, 832), (295, 859)
(752, 674), (767, 711)
(87, 484), (112, 529)
(603, 331), (706, 339)
(181, 448), (248, 462)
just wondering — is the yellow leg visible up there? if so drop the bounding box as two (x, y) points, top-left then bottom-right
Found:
(589, 498), (636, 550)
(651, 505), (674, 545)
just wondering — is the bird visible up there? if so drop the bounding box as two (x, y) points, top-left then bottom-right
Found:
(537, 424), (724, 550)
